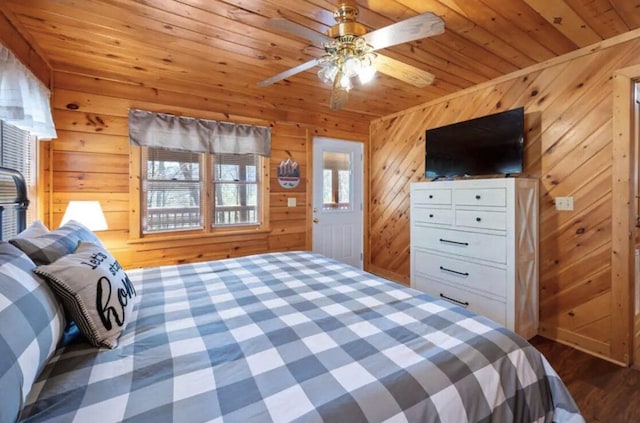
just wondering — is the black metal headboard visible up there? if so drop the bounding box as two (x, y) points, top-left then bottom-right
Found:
(0, 166), (29, 239)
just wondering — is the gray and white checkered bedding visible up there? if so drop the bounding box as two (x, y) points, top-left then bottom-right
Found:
(20, 251), (584, 423)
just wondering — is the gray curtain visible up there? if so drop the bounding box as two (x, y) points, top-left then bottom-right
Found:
(128, 109), (270, 156)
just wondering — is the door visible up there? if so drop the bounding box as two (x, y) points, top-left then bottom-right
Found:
(312, 137), (363, 268)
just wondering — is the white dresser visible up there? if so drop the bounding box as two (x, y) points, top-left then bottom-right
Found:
(410, 178), (539, 339)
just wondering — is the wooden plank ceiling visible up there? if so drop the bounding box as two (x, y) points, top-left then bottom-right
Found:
(2, 0), (640, 123)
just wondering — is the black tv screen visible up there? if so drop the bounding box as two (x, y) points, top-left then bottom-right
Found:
(425, 107), (524, 179)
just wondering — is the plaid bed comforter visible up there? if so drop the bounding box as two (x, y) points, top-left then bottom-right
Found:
(20, 252), (583, 423)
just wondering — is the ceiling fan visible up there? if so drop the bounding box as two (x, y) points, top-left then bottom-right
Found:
(257, 1), (445, 111)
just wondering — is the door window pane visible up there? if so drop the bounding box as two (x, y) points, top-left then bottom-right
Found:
(338, 170), (350, 204)
(322, 151), (351, 210)
(323, 169), (332, 204)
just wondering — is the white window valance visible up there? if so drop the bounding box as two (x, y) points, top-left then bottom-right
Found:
(128, 109), (271, 157)
(0, 44), (57, 140)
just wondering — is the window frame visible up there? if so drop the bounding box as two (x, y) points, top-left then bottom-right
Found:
(130, 146), (270, 241)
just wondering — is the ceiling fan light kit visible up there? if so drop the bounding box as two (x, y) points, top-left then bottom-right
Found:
(318, 36), (377, 85)
(258, 1), (445, 111)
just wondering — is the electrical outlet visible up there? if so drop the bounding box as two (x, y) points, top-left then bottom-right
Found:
(287, 197), (296, 207)
(555, 196), (574, 211)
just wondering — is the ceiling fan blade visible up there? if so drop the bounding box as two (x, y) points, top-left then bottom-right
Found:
(265, 18), (332, 46)
(363, 12), (445, 51)
(257, 59), (320, 87)
(374, 54), (435, 87)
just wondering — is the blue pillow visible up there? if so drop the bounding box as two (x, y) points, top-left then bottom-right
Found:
(9, 220), (101, 266)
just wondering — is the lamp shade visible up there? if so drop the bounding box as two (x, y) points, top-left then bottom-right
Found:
(61, 201), (108, 231)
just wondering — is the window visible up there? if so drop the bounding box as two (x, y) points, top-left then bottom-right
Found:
(142, 149), (202, 233)
(0, 121), (36, 238)
(213, 153), (259, 226)
(138, 147), (266, 235)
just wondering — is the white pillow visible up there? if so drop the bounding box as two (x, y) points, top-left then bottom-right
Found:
(12, 220), (50, 239)
(34, 242), (136, 349)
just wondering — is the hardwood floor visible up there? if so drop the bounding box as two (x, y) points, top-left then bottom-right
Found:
(530, 336), (640, 422)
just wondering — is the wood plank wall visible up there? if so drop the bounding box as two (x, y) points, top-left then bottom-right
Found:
(368, 36), (640, 364)
(46, 71), (368, 269)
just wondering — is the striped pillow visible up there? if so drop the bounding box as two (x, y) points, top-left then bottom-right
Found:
(9, 220), (101, 266)
(0, 242), (65, 423)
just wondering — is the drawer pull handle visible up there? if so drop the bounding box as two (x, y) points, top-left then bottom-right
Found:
(475, 195), (481, 200)
(429, 194), (434, 199)
(429, 214), (434, 218)
(439, 238), (469, 246)
(440, 266), (469, 277)
(440, 293), (469, 307)
(475, 217), (482, 222)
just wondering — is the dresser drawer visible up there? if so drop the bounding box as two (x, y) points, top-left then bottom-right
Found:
(413, 276), (507, 326)
(412, 207), (453, 226)
(413, 250), (506, 298)
(455, 209), (506, 231)
(412, 188), (452, 205)
(413, 226), (506, 263)
(454, 188), (506, 207)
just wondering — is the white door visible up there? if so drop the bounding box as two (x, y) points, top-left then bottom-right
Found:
(312, 137), (363, 268)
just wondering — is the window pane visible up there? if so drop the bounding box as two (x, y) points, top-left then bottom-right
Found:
(247, 184), (257, 206)
(146, 149), (199, 181)
(212, 154), (259, 226)
(0, 121), (34, 238)
(338, 170), (350, 204)
(322, 151), (351, 210)
(246, 165), (257, 182)
(142, 148), (202, 233)
(323, 169), (332, 204)
(216, 164), (239, 181)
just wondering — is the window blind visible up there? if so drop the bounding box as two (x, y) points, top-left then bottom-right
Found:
(0, 121), (33, 238)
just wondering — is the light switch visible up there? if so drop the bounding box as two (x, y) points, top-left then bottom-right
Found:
(287, 197), (296, 207)
(555, 196), (574, 211)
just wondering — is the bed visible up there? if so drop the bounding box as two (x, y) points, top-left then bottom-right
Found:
(0, 169), (584, 423)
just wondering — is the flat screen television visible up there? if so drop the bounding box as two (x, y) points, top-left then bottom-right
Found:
(425, 107), (524, 179)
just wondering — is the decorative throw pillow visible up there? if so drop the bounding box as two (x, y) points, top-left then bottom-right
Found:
(34, 242), (136, 349)
(10, 220), (101, 266)
(0, 242), (65, 423)
(11, 220), (50, 239)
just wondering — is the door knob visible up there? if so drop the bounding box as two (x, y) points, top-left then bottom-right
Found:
(313, 218), (319, 223)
